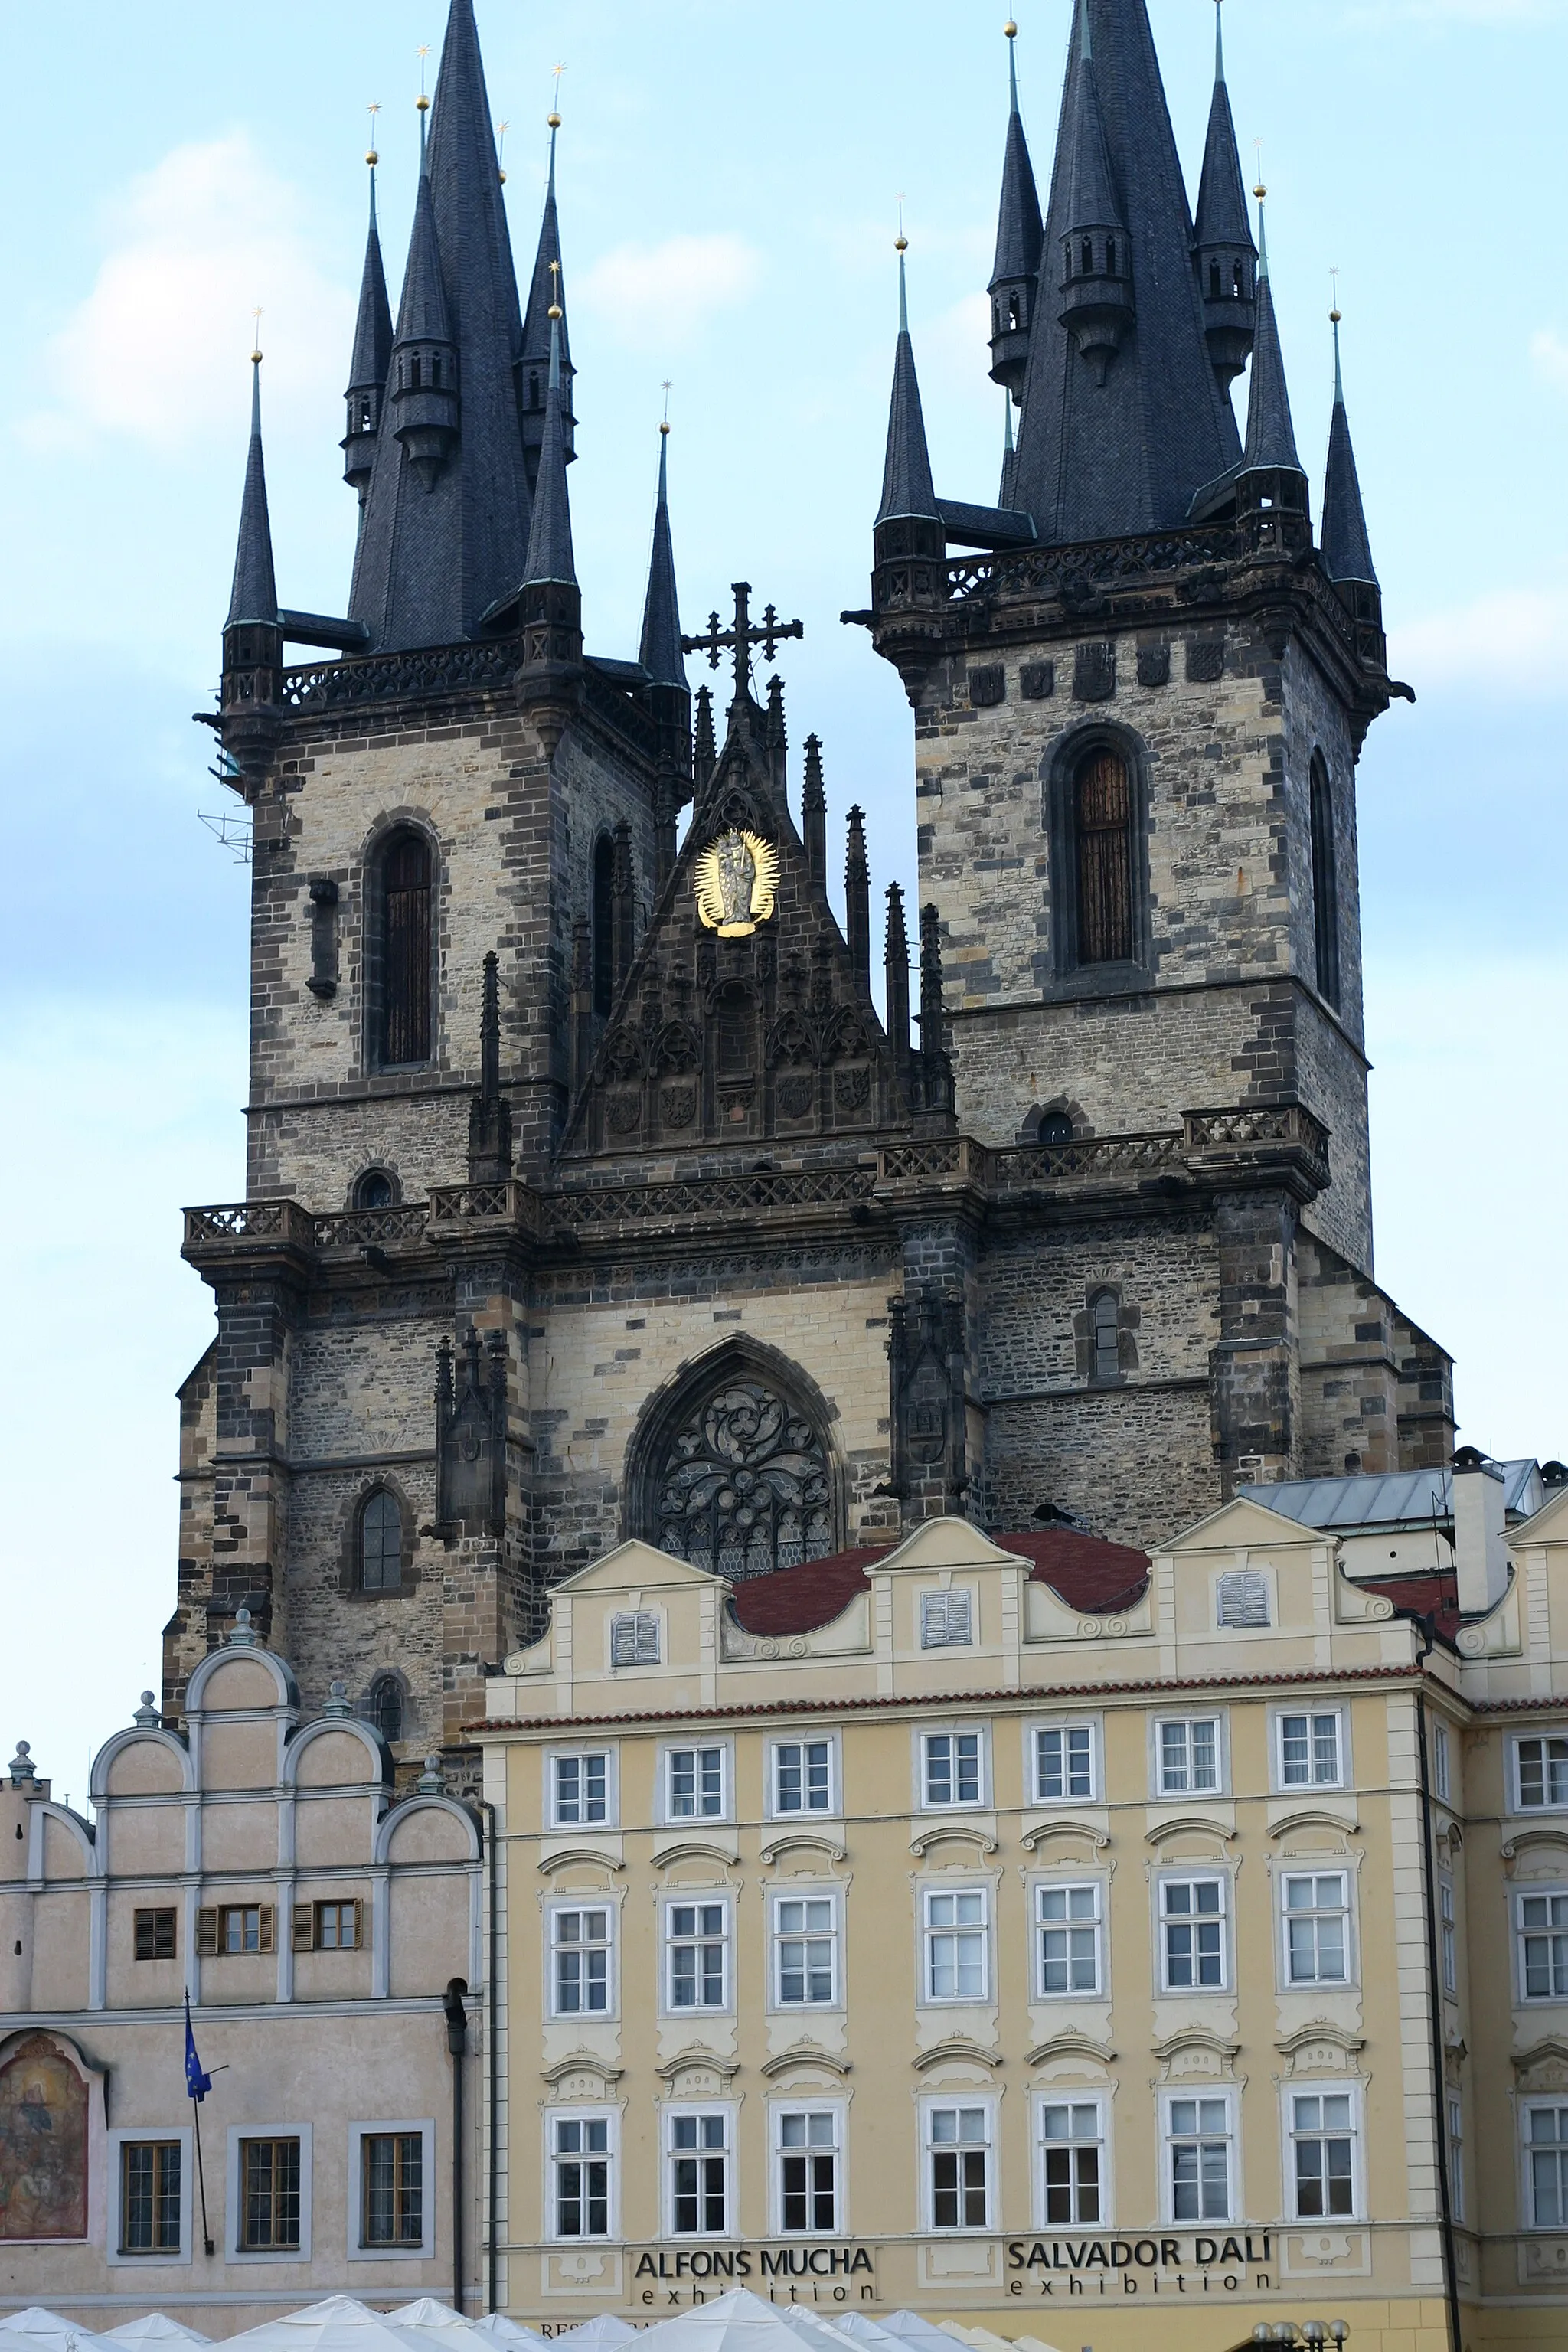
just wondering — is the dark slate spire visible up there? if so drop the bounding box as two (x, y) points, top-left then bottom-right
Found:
(989, 20), (1046, 398)
(348, 0), (534, 652)
(845, 805), (871, 988)
(694, 686), (717, 794)
(1012, 0), (1242, 544)
(522, 311), (576, 587)
(466, 949), (514, 1182)
(802, 733), (827, 885)
(519, 108), (577, 489)
(343, 154), (395, 499)
(1192, 0), (1257, 387)
(875, 247), (939, 527)
(227, 354), (279, 628)
(999, 394), (1019, 509)
(388, 134), (460, 492)
(1056, 0), (1135, 386)
(884, 884), (911, 1073)
(639, 423), (688, 688)
(1321, 312), (1378, 588)
(1237, 200), (1312, 554)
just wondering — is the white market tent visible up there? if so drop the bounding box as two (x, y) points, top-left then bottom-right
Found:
(101, 2324), (213, 2350)
(226, 2298), (428, 2352)
(547, 2324), (636, 2350)
(846, 2318), (959, 2352)
(468, 2321), (547, 2352)
(0, 2315), (107, 2351)
(387, 2305), (527, 2352)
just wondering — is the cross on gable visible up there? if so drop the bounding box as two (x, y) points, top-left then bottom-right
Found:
(681, 580), (804, 703)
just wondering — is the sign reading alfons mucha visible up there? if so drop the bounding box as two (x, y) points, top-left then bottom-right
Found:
(695, 829), (779, 938)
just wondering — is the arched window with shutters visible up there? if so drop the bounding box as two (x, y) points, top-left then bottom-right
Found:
(591, 833), (616, 1018)
(1308, 754), (1341, 1011)
(368, 1674), (404, 1743)
(358, 1488), (404, 1594)
(1074, 746), (1135, 965)
(376, 829), (433, 1066)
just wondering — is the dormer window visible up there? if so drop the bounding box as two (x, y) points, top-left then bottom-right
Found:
(1209, 260), (1222, 300)
(1106, 238), (1118, 277)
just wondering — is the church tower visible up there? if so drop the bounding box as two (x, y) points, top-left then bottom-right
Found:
(169, 0), (1453, 1781)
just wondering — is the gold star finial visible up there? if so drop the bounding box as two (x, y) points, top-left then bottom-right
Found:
(495, 119), (508, 181)
(1329, 264), (1341, 325)
(366, 99), (381, 167)
(1253, 138), (1266, 202)
(549, 61), (565, 129)
(250, 306), (263, 366)
(416, 43), (432, 113)
(661, 380), (672, 434)
(895, 192), (908, 255)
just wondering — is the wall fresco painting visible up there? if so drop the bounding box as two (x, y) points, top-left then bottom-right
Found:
(0, 2034), (88, 2239)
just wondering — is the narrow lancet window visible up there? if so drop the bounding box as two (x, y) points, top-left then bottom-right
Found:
(360, 1490), (403, 1593)
(1309, 756), (1341, 1010)
(1075, 749), (1134, 965)
(381, 833), (432, 1064)
(591, 835), (615, 1018)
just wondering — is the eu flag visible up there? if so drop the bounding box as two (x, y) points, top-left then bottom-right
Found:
(184, 1996), (212, 2102)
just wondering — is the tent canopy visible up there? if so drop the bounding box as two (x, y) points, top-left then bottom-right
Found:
(102, 2324), (212, 2350)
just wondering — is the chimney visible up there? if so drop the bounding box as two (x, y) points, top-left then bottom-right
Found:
(1452, 1449), (1509, 1618)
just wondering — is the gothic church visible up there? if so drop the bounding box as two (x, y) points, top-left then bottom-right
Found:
(169, 0), (1454, 1774)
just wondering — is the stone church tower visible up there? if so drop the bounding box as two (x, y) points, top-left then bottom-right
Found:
(168, 0), (1454, 1777)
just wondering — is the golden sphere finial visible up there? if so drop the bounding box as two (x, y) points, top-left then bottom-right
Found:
(894, 235), (909, 253)
(1253, 180), (1266, 201)
(659, 418), (671, 436)
(1004, 18), (1018, 35)
(548, 302), (564, 321)
(366, 149), (379, 165)
(416, 91), (430, 113)
(548, 109), (561, 129)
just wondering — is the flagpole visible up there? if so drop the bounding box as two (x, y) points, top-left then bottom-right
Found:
(185, 1991), (217, 2256)
(191, 2089), (214, 2257)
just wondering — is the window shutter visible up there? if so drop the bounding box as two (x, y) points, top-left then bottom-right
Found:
(1217, 1570), (1270, 1628)
(611, 1610), (659, 1667)
(195, 1908), (218, 1958)
(921, 1591), (973, 1649)
(135, 1909), (154, 1961)
(258, 1905), (277, 1955)
(291, 1905), (315, 1953)
(352, 1900), (365, 1952)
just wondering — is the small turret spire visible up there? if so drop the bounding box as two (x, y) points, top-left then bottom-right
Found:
(1321, 299), (1379, 590)
(845, 805), (871, 988)
(1236, 185), (1311, 554)
(521, 299), (577, 588)
(876, 239), (939, 528)
(639, 412), (688, 688)
(884, 884), (911, 1073)
(1056, 0), (1134, 385)
(227, 346), (279, 629)
(343, 131), (396, 500)
(1193, 0), (1257, 389)
(520, 97), (576, 486)
(1000, 390), (1019, 509)
(989, 18), (1045, 397)
(802, 733), (827, 886)
(388, 102), (460, 492)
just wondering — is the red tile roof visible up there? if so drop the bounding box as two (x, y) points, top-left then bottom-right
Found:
(727, 1530), (1152, 1638)
(1360, 1572), (1462, 1648)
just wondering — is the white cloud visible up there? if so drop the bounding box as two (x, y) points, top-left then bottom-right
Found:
(19, 134), (351, 455)
(577, 232), (760, 351)
(1388, 585), (1568, 701)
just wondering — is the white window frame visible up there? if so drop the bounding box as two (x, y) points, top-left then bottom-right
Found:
(1033, 2092), (1109, 2230)
(919, 1721), (991, 1811)
(1432, 1720), (1452, 1803)
(661, 1892), (734, 2017)
(920, 2094), (997, 2234)
(1282, 2082), (1363, 2225)
(769, 1886), (842, 2012)
(921, 1883), (991, 2006)
(766, 1731), (841, 1820)
(546, 1897), (617, 2021)
(546, 1744), (619, 1831)
(1516, 1886), (1568, 2004)
(1447, 2094), (1465, 2226)
(1034, 1878), (1105, 2001)
(1279, 1867), (1356, 1990)
(1152, 1713), (1227, 1798)
(658, 1739), (733, 1827)
(1514, 1732), (1568, 1815)
(348, 2118), (436, 2261)
(1523, 2099), (1568, 2230)
(1028, 1717), (1100, 1805)
(920, 1586), (976, 1650)
(1158, 1871), (1231, 1994)
(1159, 2089), (1238, 2227)
(106, 2125), (194, 2268)
(544, 2105), (619, 2244)
(1272, 1706), (1348, 1792)
(664, 2103), (737, 2239)
(770, 2099), (846, 2237)
(224, 2122), (313, 2263)
(609, 1607), (662, 1668)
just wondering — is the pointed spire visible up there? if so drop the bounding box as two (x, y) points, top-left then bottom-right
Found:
(343, 145), (395, 498)
(845, 806), (871, 988)
(876, 243), (939, 527)
(520, 102), (576, 486)
(387, 91), (461, 494)
(1241, 198), (1302, 475)
(802, 734), (827, 886)
(766, 675), (787, 808)
(227, 352), (279, 628)
(1193, 0), (1257, 388)
(884, 884), (911, 1073)
(521, 306), (576, 587)
(694, 687), (717, 794)
(466, 948), (513, 1183)
(1056, 0), (1135, 385)
(989, 18), (1046, 397)
(999, 390), (1019, 510)
(639, 420), (688, 687)
(1321, 310), (1379, 589)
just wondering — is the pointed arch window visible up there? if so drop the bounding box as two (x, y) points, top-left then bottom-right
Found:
(1309, 755), (1341, 1011)
(359, 1490), (404, 1594)
(591, 834), (615, 1018)
(715, 985), (754, 1077)
(1074, 748), (1134, 965)
(634, 1362), (838, 1580)
(379, 831), (433, 1066)
(368, 1674), (404, 1743)
(1089, 1289), (1121, 1385)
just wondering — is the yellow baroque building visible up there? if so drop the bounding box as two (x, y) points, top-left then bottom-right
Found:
(475, 1482), (1568, 2352)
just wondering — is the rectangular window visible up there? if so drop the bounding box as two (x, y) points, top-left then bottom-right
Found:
(315, 1901), (361, 1952)
(1530, 2106), (1568, 2227)
(920, 1590), (973, 1649)
(552, 1908), (612, 2016)
(1448, 2096), (1465, 2226)
(1279, 1711), (1344, 1788)
(1517, 1736), (1568, 1811)
(1167, 2098), (1233, 2223)
(120, 2141), (181, 2253)
(1440, 1879), (1457, 1995)
(923, 1730), (983, 1808)
(924, 1887), (988, 2002)
(552, 1752), (609, 1828)
(667, 1747), (726, 1821)
(667, 1903), (729, 2011)
(776, 2110), (840, 2236)
(1037, 2101), (1102, 2226)
(361, 2132), (423, 2247)
(1291, 2093), (1355, 2220)
(1158, 1718), (1221, 1795)
(1036, 1882), (1102, 1998)
(1433, 1722), (1452, 1803)
(610, 1610), (659, 1667)
(553, 2116), (611, 2239)
(927, 2105), (991, 2231)
(133, 1908), (177, 1962)
(1520, 1893), (1568, 2001)
(240, 2137), (302, 2251)
(773, 1739), (833, 1815)
(774, 1896), (838, 2007)
(1283, 1873), (1351, 1986)
(1161, 1877), (1227, 1991)
(670, 2112), (729, 2235)
(1034, 1723), (1095, 1803)
(221, 1905), (263, 1955)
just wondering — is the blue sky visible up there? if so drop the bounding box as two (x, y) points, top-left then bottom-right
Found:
(2, 0), (1565, 1792)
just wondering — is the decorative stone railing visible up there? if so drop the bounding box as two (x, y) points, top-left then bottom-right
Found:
(946, 524), (1243, 609)
(281, 640), (518, 711)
